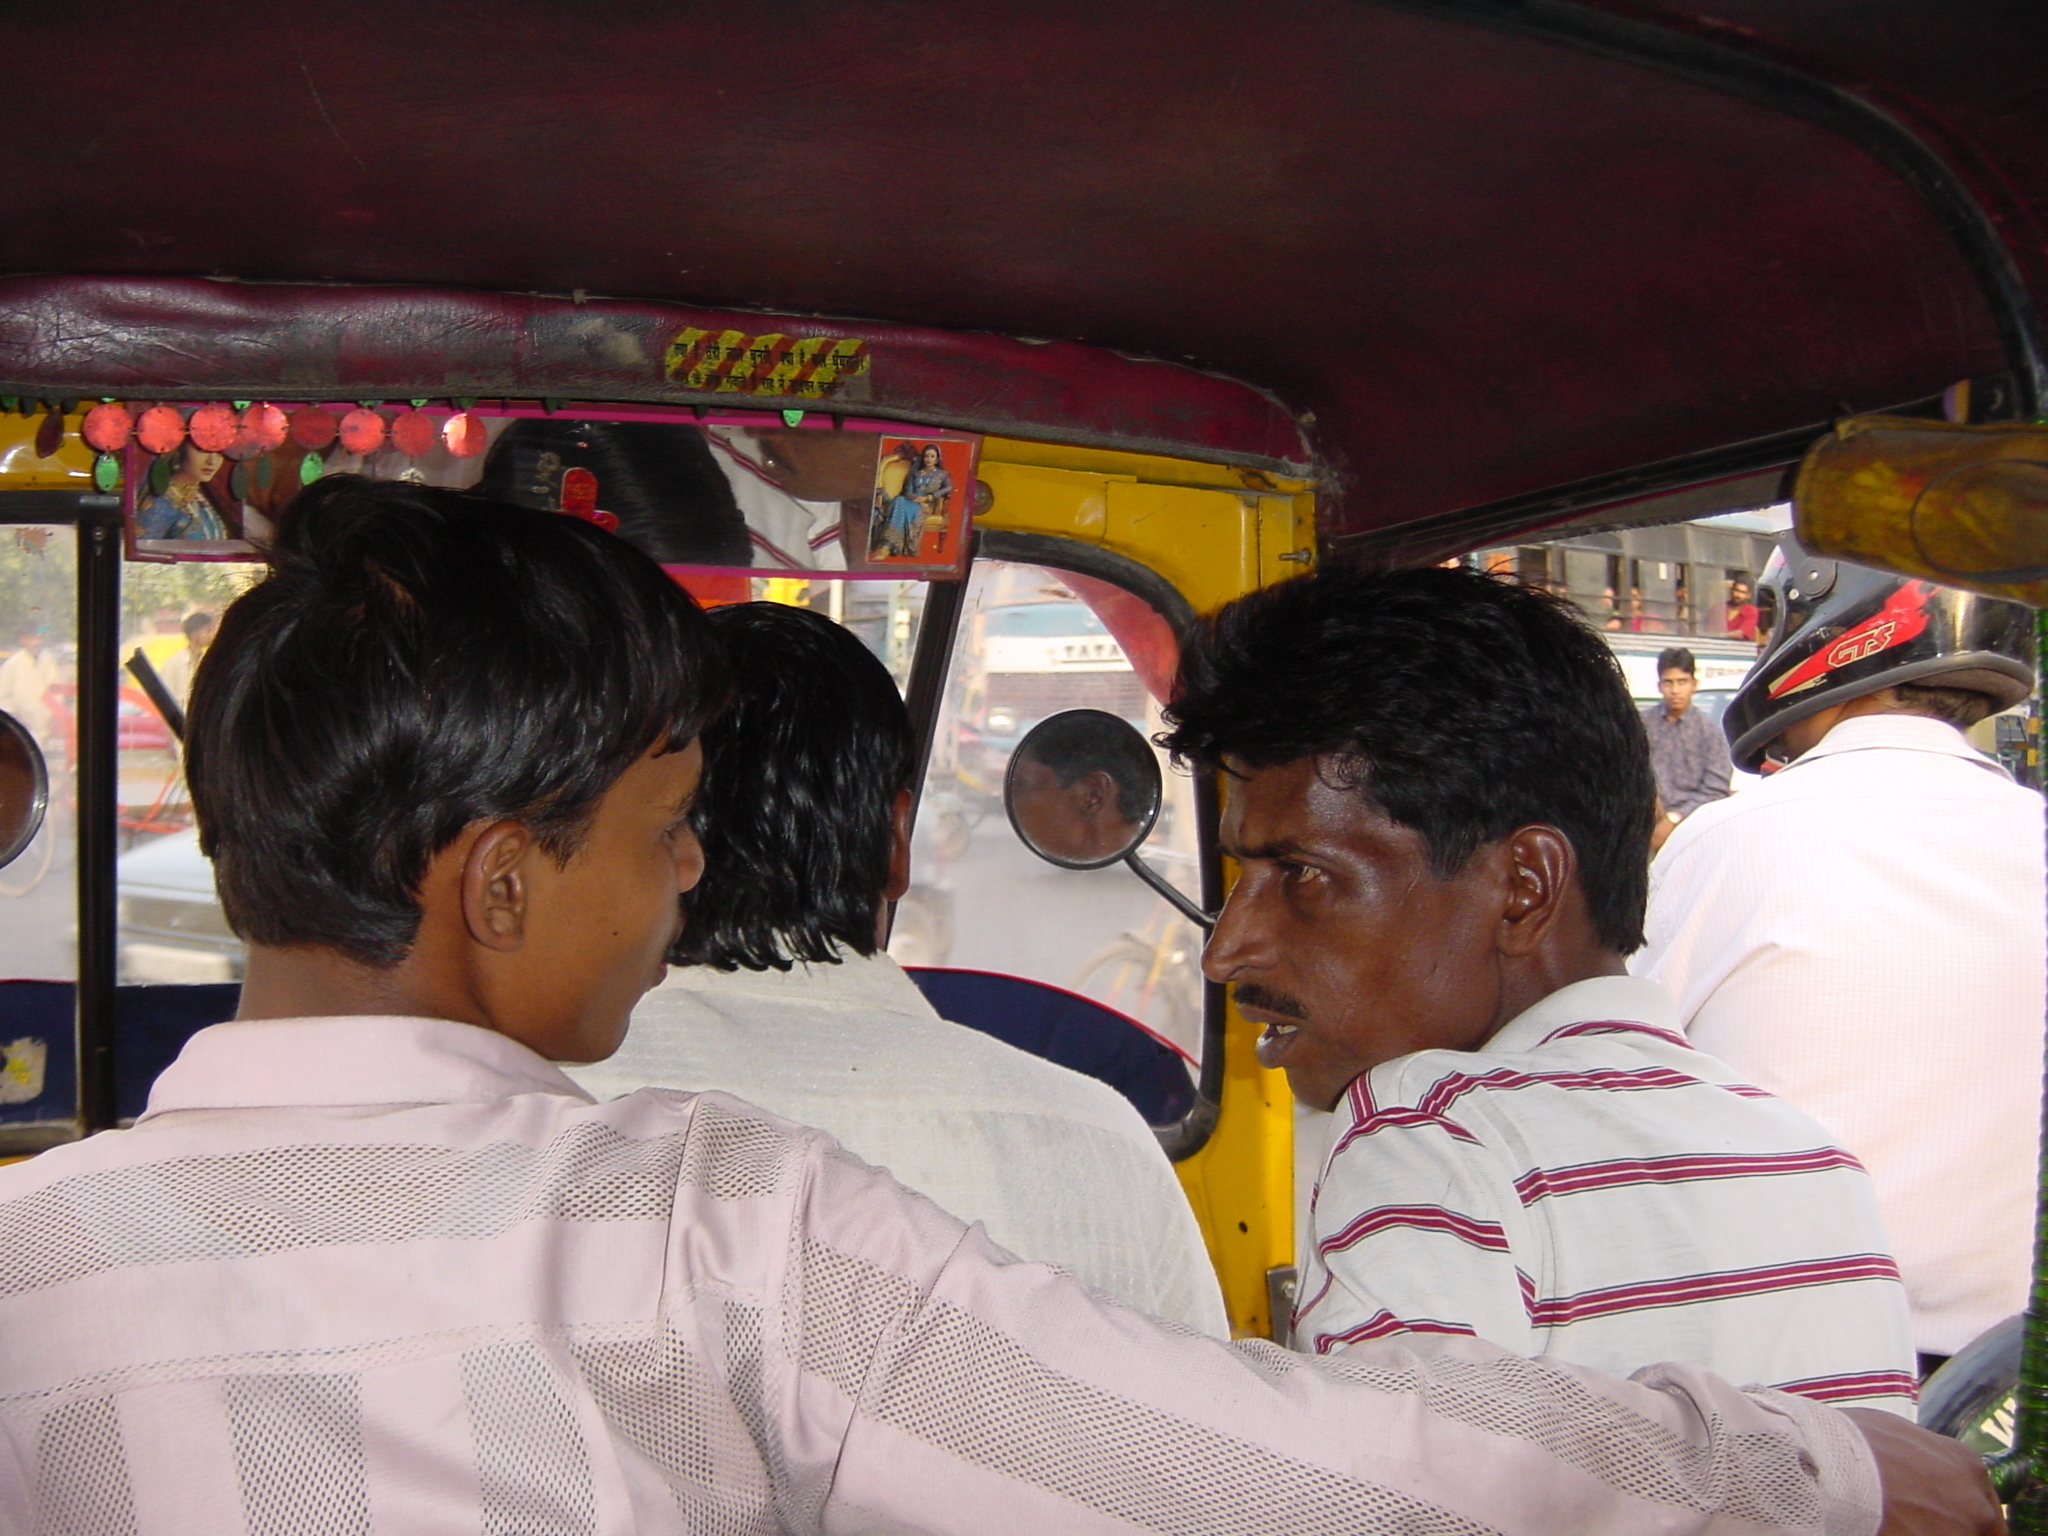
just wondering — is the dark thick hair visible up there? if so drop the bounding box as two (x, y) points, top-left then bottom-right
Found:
(1161, 564), (1655, 953)
(1018, 710), (1157, 822)
(1656, 646), (1696, 677)
(670, 602), (913, 971)
(185, 475), (721, 967)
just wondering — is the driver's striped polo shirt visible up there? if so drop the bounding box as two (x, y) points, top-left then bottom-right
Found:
(1295, 975), (1917, 1415)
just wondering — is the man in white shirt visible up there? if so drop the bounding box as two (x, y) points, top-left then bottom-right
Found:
(0, 479), (1999, 1533)
(1636, 543), (2042, 1372)
(0, 624), (59, 744)
(1163, 564), (1916, 1412)
(570, 601), (1226, 1335)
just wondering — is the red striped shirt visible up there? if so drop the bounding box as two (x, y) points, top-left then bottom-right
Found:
(1295, 976), (1916, 1413)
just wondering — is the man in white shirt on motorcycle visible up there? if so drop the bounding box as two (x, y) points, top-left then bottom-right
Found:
(1635, 537), (2044, 1374)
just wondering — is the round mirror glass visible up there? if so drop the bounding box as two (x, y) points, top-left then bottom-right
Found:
(1004, 708), (1162, 870)
(0, 708), (48, 871)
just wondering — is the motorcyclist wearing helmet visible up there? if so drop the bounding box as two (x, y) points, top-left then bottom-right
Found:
(1634, 536), (2042, 1373)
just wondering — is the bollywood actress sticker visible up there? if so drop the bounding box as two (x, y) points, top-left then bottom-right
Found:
(857, 435), (976, 575)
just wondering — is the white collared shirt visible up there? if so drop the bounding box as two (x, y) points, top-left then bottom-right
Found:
(1297, 976), (1916, 1413)
(1636, 714), (2045, 1355)
(566, 950), (1228, 1337)
(0, 1014), (1883, 1535)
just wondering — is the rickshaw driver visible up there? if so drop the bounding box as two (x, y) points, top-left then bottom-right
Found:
(1167, 565), (1917, 1411)
(0, 479), (2000, 1534)
(569, 601), (1228, 1336)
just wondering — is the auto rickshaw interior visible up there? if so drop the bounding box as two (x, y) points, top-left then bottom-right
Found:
(4, 0), (2048, 1486)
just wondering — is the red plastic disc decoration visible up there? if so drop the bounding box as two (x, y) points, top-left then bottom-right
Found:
(187, 402), (238, 453)
(135, 404), (187, 455)
(287, 405), (338, 450)
(389, 406), (439, 458)
(225, 403), (287, 461)
(442, 410), (488, 458)
(339, 408), (388, 456)
(81, 402), (134, 453)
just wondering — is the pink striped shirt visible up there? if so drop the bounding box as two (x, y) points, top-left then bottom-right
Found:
(1297, 976), (1918, 1414)
(0, 1014), (1885, 1534)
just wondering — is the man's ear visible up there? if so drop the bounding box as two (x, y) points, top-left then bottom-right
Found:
(883, 788), (914, 903)
(462, 820), (535, 952)
(1077, 769), (1115, 819)
(1496, 824), (1574, 956)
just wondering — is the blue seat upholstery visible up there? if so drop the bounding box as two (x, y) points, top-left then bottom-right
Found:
(903, 966), (1196, 1128)
(0, 980), (239, 1125)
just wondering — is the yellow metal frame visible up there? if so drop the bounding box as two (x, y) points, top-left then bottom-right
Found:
(977, 436), (1317, 1337)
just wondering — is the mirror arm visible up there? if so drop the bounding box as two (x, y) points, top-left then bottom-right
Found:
(1124, 851), (1214, 931)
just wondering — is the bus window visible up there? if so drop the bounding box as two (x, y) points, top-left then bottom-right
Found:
(899, 558), (1204, 1066)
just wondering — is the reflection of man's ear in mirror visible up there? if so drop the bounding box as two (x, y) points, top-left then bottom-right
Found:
(1011, 753), (1142, 865)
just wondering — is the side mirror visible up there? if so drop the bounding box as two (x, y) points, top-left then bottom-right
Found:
(1003, 709), (1212, 929)
(0, 709), (48, 871)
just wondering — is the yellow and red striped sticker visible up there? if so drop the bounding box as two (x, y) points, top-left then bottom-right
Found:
(661, 328), (871, 398)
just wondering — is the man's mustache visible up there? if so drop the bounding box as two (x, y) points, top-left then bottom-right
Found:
(1233, 982), (1308, 1022)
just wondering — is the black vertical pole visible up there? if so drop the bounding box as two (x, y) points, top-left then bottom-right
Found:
(900, 571), (968, 824)
(74, 509), (119, 1132)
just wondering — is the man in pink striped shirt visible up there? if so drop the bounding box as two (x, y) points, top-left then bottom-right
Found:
(1165, 564), (1919, 1412)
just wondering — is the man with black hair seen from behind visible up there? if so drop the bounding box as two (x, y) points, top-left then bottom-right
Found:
(568, 601), (1228, 1336)
(1644, 645), (1733, 854)
(1163, 564), (1916, 1411)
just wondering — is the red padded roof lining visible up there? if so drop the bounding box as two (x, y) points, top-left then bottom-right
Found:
(0, 1), (2032, 548)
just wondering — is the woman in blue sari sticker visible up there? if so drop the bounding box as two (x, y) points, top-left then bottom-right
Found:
(135, 444), (230, 541)
(885, 443), (953, 556)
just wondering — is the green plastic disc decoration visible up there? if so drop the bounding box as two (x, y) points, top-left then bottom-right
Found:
(782, 409), (806, 427)
(150, 452), (174, 496)
(229, 461), (250, 502)
(253, 453), (274, 496)
(300, 451), (324, 486)
(92, 451), (120, 493)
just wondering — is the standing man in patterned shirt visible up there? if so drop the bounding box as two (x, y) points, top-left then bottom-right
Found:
(1166, 565), (1915, 1411)
(1645, 645), (1734, 852)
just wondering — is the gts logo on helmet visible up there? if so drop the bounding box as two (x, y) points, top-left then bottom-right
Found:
(1766, 582), (1934, 699)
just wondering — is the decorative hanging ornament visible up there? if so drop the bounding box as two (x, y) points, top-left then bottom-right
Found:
(299, 452), (324, 486)
(187, 403), (238, 453)
(339, 407), (387, 456)
(442, 410), (488, 458)
(34, 407), (64, 460)
(81, 402), (134, 453)
(149, 452), (175, 496)
(135, 404), (186, 455)
(224, 403), (287, 461)
(229, 460), (250, 501)
(287, 405), (338, 451)
(389, 406), (439, 458)
(92, 452), (121, 493)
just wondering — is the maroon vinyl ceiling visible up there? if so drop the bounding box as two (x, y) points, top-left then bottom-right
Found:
(0, 0), (2035, 548)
